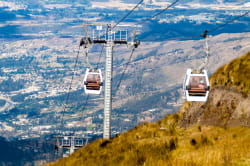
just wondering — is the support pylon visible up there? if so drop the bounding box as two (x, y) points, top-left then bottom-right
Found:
(81, 24), (139, 139)
(103, 24), (113, 139)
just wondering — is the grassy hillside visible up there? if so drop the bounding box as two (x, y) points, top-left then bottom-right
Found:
(47, 116), (250, 166)
(46, 52), (250, 166)
(210, 52), (250, 95)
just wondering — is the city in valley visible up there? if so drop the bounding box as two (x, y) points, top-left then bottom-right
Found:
(0, 0), (249, 164)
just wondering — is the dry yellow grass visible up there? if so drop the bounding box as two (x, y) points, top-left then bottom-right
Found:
(46, 115), (250, 166)
(210, 51), (250, 95)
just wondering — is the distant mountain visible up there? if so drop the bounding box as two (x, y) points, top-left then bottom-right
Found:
(46, 52), (250, 166)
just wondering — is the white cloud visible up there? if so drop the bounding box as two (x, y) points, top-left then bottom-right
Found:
(0, 1), (27, 11)
(44, 4), (72, 9)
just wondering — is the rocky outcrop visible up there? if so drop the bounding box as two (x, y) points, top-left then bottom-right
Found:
(179, 86), (250, 128)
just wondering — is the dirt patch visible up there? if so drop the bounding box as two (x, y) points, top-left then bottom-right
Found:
(179, 86), (250, 128)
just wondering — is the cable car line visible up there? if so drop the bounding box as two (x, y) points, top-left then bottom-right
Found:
(96, 26), (108, 69)
(112, 0), (144, 29)
(198, 30), (209, 71)
(113, 47), (135, 96)
(72, 94), (90, 136)
(112, 1), (181, 96)
(137, 0), (180, 25)
(96, 45), (104, 69)
(191, 10), (250, 39)
(58, 44), (82, 134)
(115, 9), (250, 101)
(138, 9), (249, 45)
(207, 10), (250, 34)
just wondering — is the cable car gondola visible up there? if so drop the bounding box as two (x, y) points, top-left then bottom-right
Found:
(183, 69), (210, 102)
(83, 69), (103, 94)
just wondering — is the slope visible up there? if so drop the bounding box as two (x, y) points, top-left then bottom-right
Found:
(46, 52), (250, 166)
(179, 52), (250, 128)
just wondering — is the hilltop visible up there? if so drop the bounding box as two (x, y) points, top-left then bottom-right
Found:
(46, 52), (250, 165)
